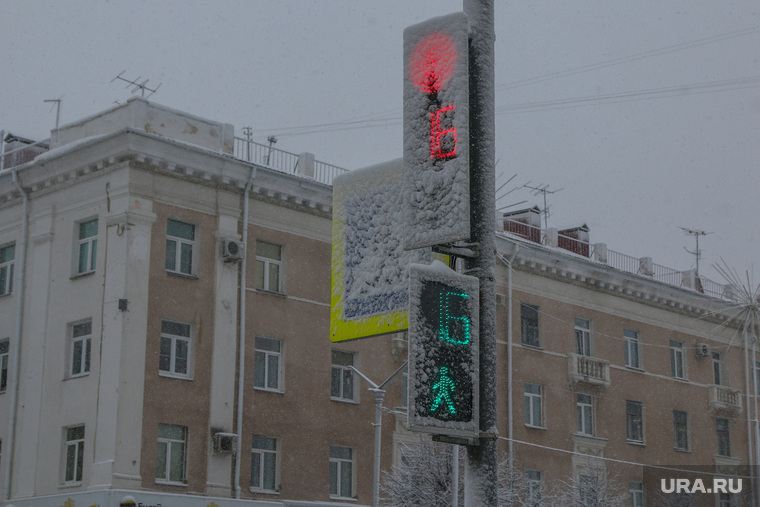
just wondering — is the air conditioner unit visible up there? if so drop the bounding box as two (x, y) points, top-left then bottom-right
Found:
(696, 343), (711, 357)
(212, 432), (238, 453)
(221, 238), (244, 262)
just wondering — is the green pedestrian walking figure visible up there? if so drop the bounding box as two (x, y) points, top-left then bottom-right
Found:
(430, 366), (457, 415)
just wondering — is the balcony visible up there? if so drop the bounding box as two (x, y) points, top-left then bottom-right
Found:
(709, 385), (742, 415)
(568, 353), (610, 390)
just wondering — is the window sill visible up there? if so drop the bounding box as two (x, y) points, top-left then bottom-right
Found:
(254, 386), (284, 395)
(249, 488), (280, 495)
(166, 270), (199, 280)
(520, 343), (543, 351)
(159, 372), (194, 381)
(627, 440), (646, 447)
(64, 373), (90, 381)
(0, 292), (12, 299)
(254, 288), (287, 297)
(625, 365), (645, 372)
(331, 397), (359, 405)
(674, 447), (691, 454)
(329, 496), (357, 502)
(672, 377), (689, 383)
(155, 480), (188, 487)
(59, 482), (83, 489)
(525, 424), (546, 430)
(70, 270), (96, 280)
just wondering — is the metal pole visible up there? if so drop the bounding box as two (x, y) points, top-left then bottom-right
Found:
(371, 388), (385, 507)
(463, 0), (497, 505)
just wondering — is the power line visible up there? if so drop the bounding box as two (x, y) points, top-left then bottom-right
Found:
(498, 24), (760, 91)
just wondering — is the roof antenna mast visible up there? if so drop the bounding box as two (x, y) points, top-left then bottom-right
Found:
(523, 182), (563, 229)
(679, 226), (712, 276)
(111, 71), (162, 98)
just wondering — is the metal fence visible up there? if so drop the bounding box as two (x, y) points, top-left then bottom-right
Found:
(501, 218), (731, 301)
(233, 136), (347, 185)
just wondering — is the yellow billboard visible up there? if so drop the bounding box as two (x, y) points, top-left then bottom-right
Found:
(330, 159), (434, 342)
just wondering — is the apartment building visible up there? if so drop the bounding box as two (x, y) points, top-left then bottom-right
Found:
(495, 211), (751, 506)
(0, 98), (407, 507)
(0, 98), (755, 507)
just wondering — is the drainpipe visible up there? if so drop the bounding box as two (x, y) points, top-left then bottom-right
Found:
(505, 246), (518, 461)
(3, 169), (29, 502)
(234, 165), (256, 499)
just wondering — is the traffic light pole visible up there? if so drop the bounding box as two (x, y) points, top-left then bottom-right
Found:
(463, 0), (497, 505)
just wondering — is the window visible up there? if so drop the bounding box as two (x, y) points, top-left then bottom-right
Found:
(574, 317), (591, 356)
(70, 321), (92, 377)
(64, 425), (85, 484)
(629, 481), (644, 507)
(624, 329), (640, 369)
(718, 491), (732, 507)
(255, 241), (282, 292)
(524, 383), (543, 428)
(254, 337), (282, 392)
(251, 435), (278, 492)
(159, 320), (192, 378)
(673, 410), (689, 451)
(165, 219), (196, 276)
(712, 351), (723, 385)
(521, 303), (540, 347)
(717, 418), (731, 456)
(156, 423), (187, 484)
(329, 445), (354, 499)
(670, 340), (685, 379)
(0, 339), (8, 393)
(626, 401), (644, 444)
(577, 393), (593, 436)
(331, 350), (356, 402)
(0, 244), (14, 296)
(76, 219), (98, 274)
(526, 469), (542, 505)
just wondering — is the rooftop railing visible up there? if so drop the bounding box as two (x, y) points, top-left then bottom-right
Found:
(233, 136), (348, 186)
(500, 217), (732, 301)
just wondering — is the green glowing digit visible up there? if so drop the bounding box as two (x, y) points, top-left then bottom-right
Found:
(439, 291), (470, 344)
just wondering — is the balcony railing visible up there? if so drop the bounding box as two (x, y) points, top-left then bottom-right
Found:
(232, 136), (348, 186)
(709, 385), (742, 415)
(568, 353), (610, 389)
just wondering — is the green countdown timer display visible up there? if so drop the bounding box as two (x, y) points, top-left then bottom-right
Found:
(408, 263), (479, 437)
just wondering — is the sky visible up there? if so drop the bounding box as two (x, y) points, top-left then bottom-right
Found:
(1, 1), (759, 284)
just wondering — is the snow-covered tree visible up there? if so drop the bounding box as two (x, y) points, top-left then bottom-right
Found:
(549, 460), (627, 507)
(497, 457), (543, 507)
(380, 439), (455, 506)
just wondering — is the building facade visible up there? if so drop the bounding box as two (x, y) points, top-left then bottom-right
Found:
(0, 98), (755, 507)
(0, 98), (406, 507)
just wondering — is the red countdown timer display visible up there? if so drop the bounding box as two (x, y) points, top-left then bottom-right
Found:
(409, 32), (458, 159)
(403, 13), (470, 250)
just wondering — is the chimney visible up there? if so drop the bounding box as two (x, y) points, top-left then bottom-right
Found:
(558, 224), (590, 257)
(501, 206), (541, 243)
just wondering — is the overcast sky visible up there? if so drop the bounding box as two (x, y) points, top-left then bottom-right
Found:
(2, 1), (759, 284)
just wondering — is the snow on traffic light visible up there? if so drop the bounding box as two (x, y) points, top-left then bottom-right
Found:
(402, 12), (470, 250)
(408, 261), (479, 437)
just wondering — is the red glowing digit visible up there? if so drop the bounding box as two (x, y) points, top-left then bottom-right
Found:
(431, 105), (457, 159)
(409, 33), (457, 94)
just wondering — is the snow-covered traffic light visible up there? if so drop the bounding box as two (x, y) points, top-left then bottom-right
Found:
(408, 262), (479, 437)
(403, 12), (470, 250)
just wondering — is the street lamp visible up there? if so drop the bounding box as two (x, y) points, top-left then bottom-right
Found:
(349, 361), (408, 507)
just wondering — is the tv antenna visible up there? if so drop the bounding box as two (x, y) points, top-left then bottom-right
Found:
(111, 71), (162, 98)
(679, 226), (712, 276)
(523, 182), (564, 229)
(494, 172), (527, 211)
(44, 96), (63, 143)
